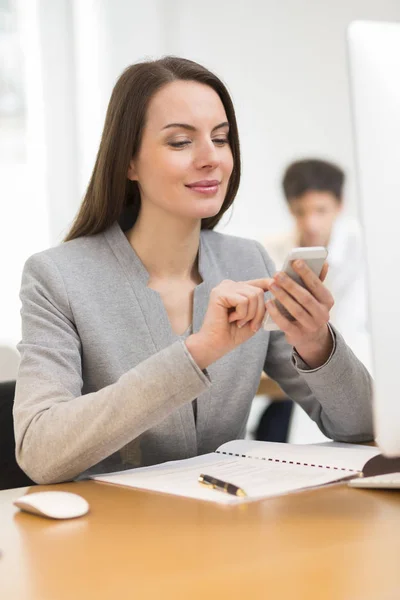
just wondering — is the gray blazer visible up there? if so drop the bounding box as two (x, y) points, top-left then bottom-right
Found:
(14, 223), (373, 484)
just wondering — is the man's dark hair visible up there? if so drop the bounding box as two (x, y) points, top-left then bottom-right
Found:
(282, 159), (345, 203)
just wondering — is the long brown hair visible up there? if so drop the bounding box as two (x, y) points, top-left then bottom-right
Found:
(65, 56), (241, 241)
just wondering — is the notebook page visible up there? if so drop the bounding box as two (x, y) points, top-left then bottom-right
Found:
(216, 439), (380, 472)
(92, 449), (366, 504)
(93, 453), (244, 504)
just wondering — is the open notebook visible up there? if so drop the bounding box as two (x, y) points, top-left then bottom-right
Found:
(92, 439), (380, 504)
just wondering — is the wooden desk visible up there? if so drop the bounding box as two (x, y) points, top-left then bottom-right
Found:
(1, 481), (399, 600)
(256, 372), (286, 398)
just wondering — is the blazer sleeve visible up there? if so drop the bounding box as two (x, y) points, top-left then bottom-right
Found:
(14, 253), (210, 484)
(255, 242), (374, 442)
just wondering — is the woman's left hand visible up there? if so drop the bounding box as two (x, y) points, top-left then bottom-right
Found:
(266, 260), (334, 368)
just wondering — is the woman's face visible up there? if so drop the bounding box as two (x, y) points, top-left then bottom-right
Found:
(128, 80), (234, 224)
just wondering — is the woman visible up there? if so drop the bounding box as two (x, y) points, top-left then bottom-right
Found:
(14, 57), (373, 484)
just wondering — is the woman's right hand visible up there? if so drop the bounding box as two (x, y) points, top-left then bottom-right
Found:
(185, 278), (271, 370)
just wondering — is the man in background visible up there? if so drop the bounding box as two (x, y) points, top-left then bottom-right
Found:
(255, 158), (371, 443)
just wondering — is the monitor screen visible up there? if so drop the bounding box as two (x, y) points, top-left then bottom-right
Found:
(347, 20), (400, 456)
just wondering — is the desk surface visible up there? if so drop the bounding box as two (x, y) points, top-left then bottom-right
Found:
(1, 481), (399, 600)
(257, 372), (286, 398)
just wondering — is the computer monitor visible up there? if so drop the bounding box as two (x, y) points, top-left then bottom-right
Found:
(347, 20), (400, 457)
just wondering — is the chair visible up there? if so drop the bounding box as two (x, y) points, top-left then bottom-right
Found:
(0, 380), (35, 490)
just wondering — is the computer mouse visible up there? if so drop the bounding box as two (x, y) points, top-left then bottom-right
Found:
(14, 491), (90, 519)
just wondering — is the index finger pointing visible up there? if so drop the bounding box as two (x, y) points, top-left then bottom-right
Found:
(245, 278), (274, 291)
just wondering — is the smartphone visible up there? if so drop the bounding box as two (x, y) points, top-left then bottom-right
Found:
(263, 246), (328, 331)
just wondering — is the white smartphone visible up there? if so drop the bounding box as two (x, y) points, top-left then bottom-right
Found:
(263, 246), (328, 331)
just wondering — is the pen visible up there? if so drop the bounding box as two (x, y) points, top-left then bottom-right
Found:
(198, 473), (247, 497)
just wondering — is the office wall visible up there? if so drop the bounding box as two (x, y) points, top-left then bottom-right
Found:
(51, 0), (400, 241)
(161, 0), (400, 239)
(0, 0), (50, 367)
(1, 0), (400, 355)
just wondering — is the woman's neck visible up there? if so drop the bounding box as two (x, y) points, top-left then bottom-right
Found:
(126, 213), (202, 282)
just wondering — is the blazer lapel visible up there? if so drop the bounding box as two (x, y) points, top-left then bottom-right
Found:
(192, 232), (226, 450)
(103, 223), (198, 457)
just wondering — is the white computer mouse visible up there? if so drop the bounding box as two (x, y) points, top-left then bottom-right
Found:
(14, 491), (90, 519)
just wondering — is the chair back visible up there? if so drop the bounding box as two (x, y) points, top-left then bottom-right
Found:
(0, 381), (35, 490)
